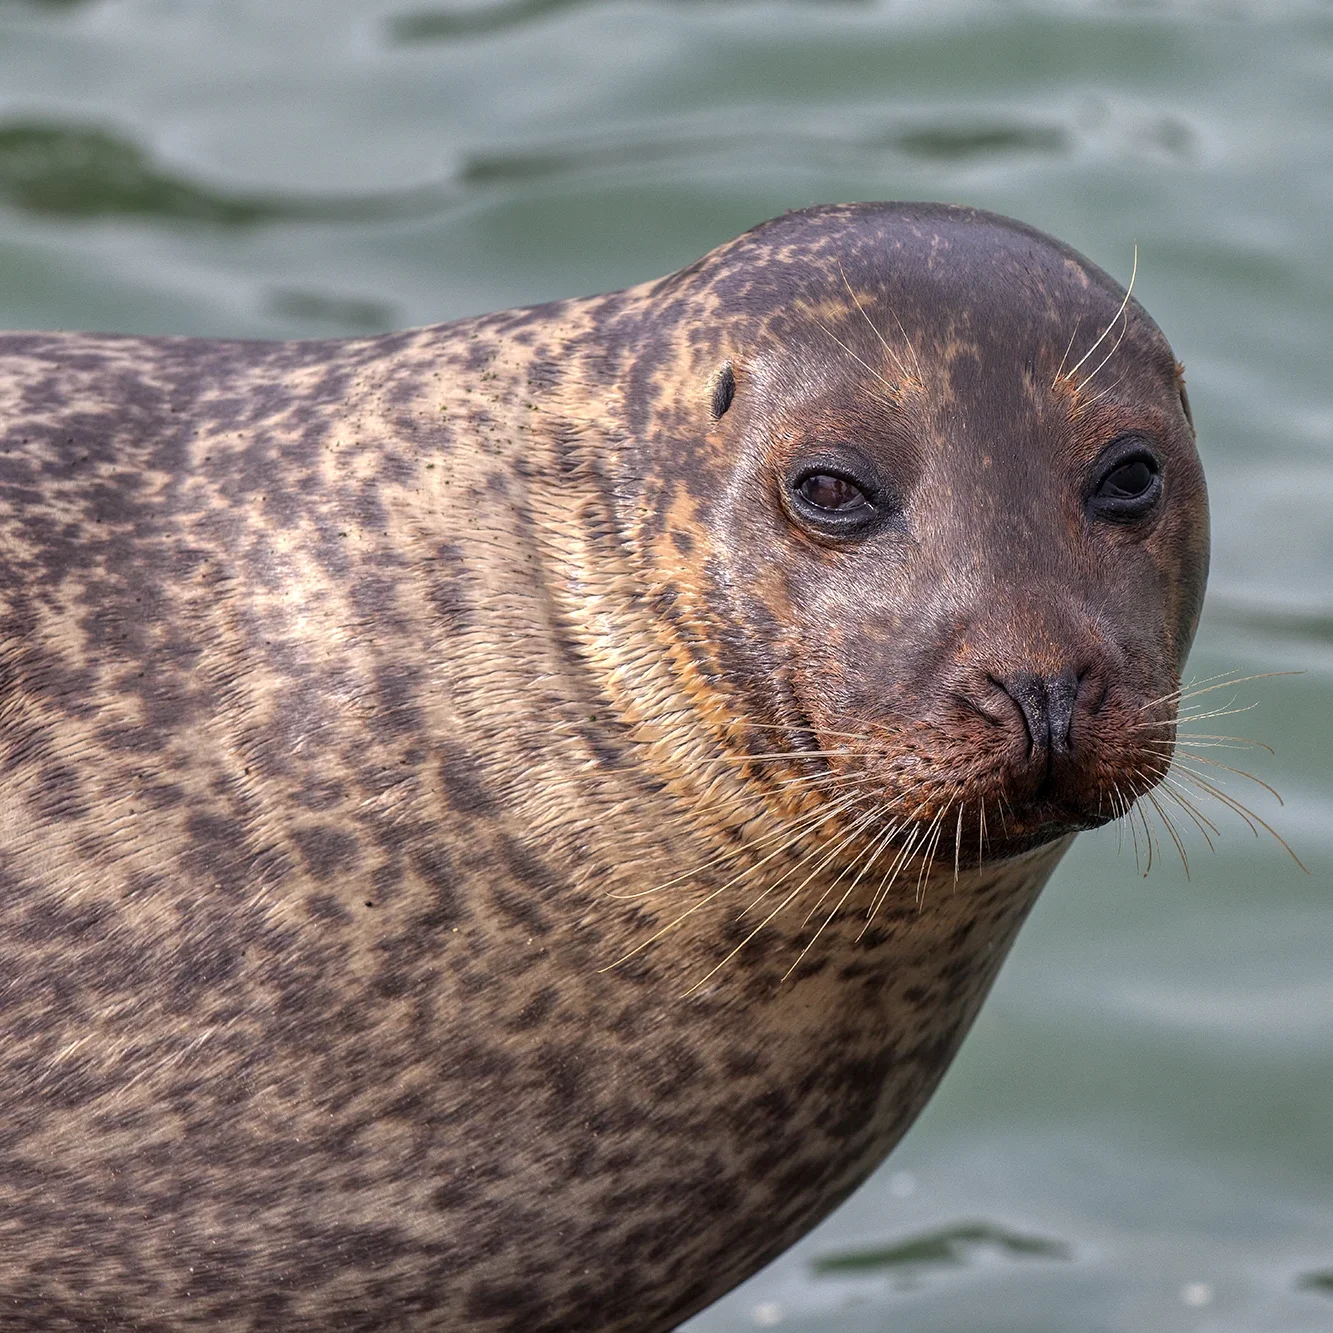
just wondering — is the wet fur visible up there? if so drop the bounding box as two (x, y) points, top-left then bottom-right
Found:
(0, 203), (1206, 1330)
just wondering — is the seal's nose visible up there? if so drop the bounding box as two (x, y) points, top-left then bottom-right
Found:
(994, 668), (1081, 756)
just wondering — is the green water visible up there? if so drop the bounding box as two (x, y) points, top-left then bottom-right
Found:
(1, 1), (1328, 1328)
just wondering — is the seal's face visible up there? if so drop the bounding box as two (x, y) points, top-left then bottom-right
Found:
(628, 204), (1209, 865)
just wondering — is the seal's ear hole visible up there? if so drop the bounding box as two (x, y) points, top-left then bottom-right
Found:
(1178, 380), (1195, 432)
(711, 363), (736, 420)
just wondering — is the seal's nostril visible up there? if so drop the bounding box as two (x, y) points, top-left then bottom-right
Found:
(1004, 673), (1049, 755)
(1044, 668), (1080, 755)
(993, 668), (1081, 756)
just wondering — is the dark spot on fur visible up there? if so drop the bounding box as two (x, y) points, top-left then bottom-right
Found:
(306, 892), (350, 924)
(436, 743), (495, 818)
(466, 1281), (542, 1320)
(292, 824), (360, 882)
(509, 985), (558, 1032)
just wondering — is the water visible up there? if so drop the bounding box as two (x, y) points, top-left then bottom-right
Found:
(1, 1), (1328, 1328)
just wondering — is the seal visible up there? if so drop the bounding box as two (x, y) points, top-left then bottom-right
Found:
(0, 202), (1207, 1331)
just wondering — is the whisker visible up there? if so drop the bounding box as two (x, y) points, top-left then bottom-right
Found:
(859, 811), (926, 926)
(798, 806), (894, 928)
(606, 788), (861, 904)
(1159, 782), (1221, 848)
(1159, 751), (1285, 804)
(1168, 733), (1275, 752)
(1140, 737), (1274, 754)
(598, 796), (860, 972)
(1171, 771), (1308, 871)
(1138, 801), (1159, 877)
(1079, 368), (1131, 411)
(784, 805), (905, 979)
(815, 321), (901, 400)
(1138, 669), (1236, 712)
(863, 792), (949, 922)
(737, 805), (881, 921)
(1140, 669), (1301, 714)
(682, 807), (882, 996)
(1124, 784), (1143, 873)
(1148, 790), (1192, 877)
(915, 809), (948, 908)
(720, 719), (871, 743)
(1110, 782), (1128, 851)
(884, 300), (925, 384)
(1054, 316), (1083, 383)
(699, 748), (855, 766)
(1133, 702), (1261, 729)
(837, 261), (913, 387)
(1063, 243), (1138, 384)
(861, 825), (926, 933)
(1176, 670), (1302, 701)
(953, 803), (965, 887)
(1078, 310), (1129, 394)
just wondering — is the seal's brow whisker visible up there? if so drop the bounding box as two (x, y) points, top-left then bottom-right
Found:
(1080, 368), (1131, 411)
(836, 260), (915, 387)
(1063, 242), (1139, 385)
(814, 320), (901, 401)
(885, 299), (924, 384)
(1078, 309), (1129, 394)
(1054, 315), (1083, 384)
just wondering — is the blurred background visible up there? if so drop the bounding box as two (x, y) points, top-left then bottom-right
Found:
(0, 0), (1328, 1328)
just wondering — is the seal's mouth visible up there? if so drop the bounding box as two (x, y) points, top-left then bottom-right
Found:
(944, 801), (1116, 866)
(788, 689), (1180, 872)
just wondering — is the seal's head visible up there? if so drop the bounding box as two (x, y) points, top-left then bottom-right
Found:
(619, 202), (1209, 864)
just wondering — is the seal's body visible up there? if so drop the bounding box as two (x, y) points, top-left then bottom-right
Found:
(0, 204), (1207, 1330)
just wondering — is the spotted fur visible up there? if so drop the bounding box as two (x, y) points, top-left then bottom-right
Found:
(0, 203), (1207, 1330)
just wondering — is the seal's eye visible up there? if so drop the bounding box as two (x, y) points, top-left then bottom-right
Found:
(785, 459), (887, 539)
(1102, 459), (1155, 498)
(1088, 437), (1163, 523)
(798, 473), (870, 513)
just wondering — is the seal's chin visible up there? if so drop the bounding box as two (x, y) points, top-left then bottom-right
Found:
(952, 802), (1116, 865)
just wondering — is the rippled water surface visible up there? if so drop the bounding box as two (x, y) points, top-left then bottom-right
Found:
(2, 1), (1329, 1328)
